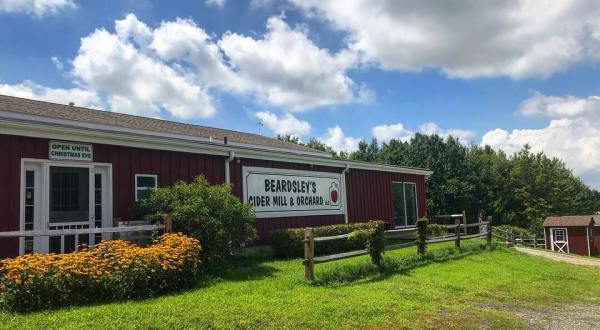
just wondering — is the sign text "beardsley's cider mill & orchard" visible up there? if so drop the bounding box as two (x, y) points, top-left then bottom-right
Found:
(242, 167), (344, 218)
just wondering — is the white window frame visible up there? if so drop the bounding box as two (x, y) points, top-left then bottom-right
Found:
(392, 181), (419, 228)
(550, 227), (569, 253)
(135, 174), (158, 201)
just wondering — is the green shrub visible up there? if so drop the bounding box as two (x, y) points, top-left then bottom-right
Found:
(269, 221), (385, 259)
(416, 218), (428, 254)
(495, 225), (533, 237)
(0, 234), (201, 312)
(137, 176), (257, 261)
(426, 223), (448, 237)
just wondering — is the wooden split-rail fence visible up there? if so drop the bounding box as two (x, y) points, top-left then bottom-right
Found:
(303, 215), (492, 280)
(492, 226), (545, 249)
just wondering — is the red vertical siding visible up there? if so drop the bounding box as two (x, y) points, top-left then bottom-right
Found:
(92, 144), (225, 220)
(0, 133), (429, 254)
(593, 227), (600, 256)
(344, 169), (426, 227)
(0, 135), (48, 257)
(546, 226), (591, 256)
(566, 227), (590, 256)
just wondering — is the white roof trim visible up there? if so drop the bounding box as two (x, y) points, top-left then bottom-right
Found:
(0, 112), (433, 176)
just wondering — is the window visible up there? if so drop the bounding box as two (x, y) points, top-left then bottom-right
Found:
(392, 182), (418, 227)
(553, 229), (566, 242)
(135, 174), (157, 201)
(51, 172), (81, 211)
(49, 166), (90, 224)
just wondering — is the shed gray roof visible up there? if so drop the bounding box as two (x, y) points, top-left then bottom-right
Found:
(543, 216), (596, 227)
(0, 94), (326, 155)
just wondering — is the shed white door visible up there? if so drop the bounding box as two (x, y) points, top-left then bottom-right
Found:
(551, 228), (569, 253)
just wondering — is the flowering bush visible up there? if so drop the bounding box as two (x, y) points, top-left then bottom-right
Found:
(0, 233), (201, 312)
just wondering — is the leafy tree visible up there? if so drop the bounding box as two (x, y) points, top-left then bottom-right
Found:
(276, 134), (300, 144)
(351, 138), (380, 162)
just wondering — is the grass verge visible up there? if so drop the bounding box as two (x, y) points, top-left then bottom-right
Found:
(1, 239), (599, 329)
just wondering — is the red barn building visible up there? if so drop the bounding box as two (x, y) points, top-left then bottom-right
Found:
(0, 95), (432, 258)
(543, 216), (599, 256)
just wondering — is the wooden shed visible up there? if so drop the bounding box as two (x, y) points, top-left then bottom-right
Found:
(543, 216), (599, 256)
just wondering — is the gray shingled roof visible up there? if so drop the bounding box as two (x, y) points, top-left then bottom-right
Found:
(0, 94), (327, 155)
(543, 215), (595, 227)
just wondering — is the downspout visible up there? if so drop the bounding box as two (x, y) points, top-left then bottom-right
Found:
(342, 164), (350, 224)
(224, 151), (235, 184)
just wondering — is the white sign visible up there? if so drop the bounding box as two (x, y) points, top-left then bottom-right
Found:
(243, 166), (345, 218)
(49, 141), (93, 161)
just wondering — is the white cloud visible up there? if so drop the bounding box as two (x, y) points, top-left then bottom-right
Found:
(292, 0), (600, 79)
(71, 17), (216, 119)
(418, 122), (475, 144)
(149, 16), (243, 91)
(372, 122), (412, 143)
(321, 126), (361, 152)
(2, 14), (369, 120)
(482, 92), (600, 189)
(0, 0), (75, 16)
(51, 56), (63, 70)
(372, 121), (474, 144)
(64, 14), (360, 118)
(0, 80), (102, 108)
(218, 16), (358, 110)
(519, 91), (600, 120)
(255, 111), (311, 137)
(205, 0), (226, 8)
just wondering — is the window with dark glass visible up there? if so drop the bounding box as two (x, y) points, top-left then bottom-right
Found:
(135, 174), (157, 201)
(391, 182), (418, 227)
(49, 166), (89, 224)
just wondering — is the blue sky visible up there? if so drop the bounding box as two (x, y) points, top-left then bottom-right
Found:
(1, 0), (600, 188)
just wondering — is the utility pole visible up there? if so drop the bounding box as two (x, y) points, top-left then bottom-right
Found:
(257, 119), (264, 135)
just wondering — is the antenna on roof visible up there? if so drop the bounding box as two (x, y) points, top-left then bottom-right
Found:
(68, 102), (74, 106)
(257, 119), (264, 134)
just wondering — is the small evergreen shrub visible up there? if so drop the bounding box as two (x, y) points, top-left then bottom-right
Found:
(269, 221), (385, 261)
(0, 233), (201, 312)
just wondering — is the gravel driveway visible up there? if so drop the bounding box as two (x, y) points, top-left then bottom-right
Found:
(515, 247), (600, 267)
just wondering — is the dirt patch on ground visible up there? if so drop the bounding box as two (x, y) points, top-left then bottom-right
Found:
(515, 247), (600, 267)
(477, 302), (600, 329)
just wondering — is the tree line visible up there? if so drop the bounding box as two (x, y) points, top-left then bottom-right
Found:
(278, 134), (600, 233)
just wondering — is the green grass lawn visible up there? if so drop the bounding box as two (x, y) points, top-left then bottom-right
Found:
(2, 239), (600, 329)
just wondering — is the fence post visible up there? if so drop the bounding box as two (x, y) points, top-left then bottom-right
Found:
(455, 218), (461, 249)
(533, 235), (537, 249)
(462, 210), (467, 235)
(163, 214), (173, 233)
(304, 228), (314, 280)
(417, 218), (427, 255)
(486, 216), (492, 247)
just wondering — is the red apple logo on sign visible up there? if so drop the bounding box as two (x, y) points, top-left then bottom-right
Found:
(329, 182), (339, 206)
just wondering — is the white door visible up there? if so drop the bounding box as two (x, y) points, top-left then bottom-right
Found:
(20, 160), (113, 255)
(43, 163), (94, 254)
(93, 165), (113, 243)
(551, 228), (569, 253)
